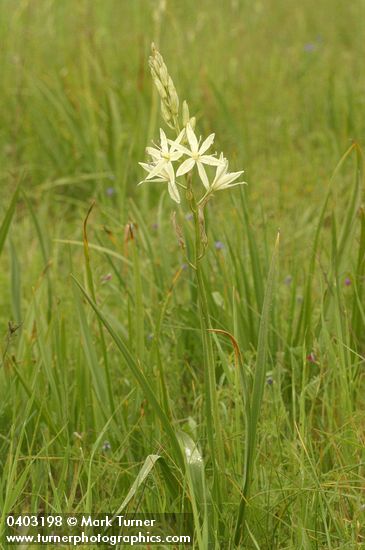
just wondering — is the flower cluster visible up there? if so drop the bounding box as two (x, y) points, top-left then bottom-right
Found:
(139, 123), (245, 204)
(149, 43), (179, 130)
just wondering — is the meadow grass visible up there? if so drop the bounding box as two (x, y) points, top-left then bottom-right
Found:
(1, 1), (365, 548)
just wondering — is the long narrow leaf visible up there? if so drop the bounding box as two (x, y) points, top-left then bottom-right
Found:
(0, 184), (21, 257)
(71, 275), (184, 468)
(235, 232), (279, 544)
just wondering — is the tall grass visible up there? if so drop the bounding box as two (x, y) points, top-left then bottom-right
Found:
(1, 1), (365, 548)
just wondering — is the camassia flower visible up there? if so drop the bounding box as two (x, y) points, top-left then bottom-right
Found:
(139, 160), (180, 203)
(173, 123), (223, 189)
(138, 128), (185, 203)
(139, 45), (246, 206)
(143, 128), (184, 180)
(139, 125), (244, 203)
(210, 154), (246, 191)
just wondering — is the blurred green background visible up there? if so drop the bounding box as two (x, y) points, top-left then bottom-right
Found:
(1, 0), (364, 207)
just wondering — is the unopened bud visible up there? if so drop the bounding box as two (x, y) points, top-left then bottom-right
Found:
(161, 101), (173, 126)
(182, 101), (190, 126)
(149, 64), (158, 81)
(154, 78), (167, 99)
(154, 51), (164, 69)
(158, 64), (168, 87)
(169, 90), (179, 115)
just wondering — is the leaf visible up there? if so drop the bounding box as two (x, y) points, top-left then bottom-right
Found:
(114, 454), (162, 514)
(0, 183), (21, 258)
(235, 232), (280, 544)
(71, 275), (184, 468)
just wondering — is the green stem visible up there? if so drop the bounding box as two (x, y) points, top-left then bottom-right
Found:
(189, 187), (224, 504)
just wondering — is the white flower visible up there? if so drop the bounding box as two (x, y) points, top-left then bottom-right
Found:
(173, 123), (223, 189)
(139, 161), (180, 203)
(139, 128), (185, 203)
(210, 154), (246, 191)
(144, 128), (184, 181)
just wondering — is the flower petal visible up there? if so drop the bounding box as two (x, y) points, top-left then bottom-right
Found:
(164, 161), (175, 182)
(145, 159), (167, 179)
(139, 177), (166, 185)
(176, 157), (195, 177)
(170, 150), (184, 161)
(220, 170), (245, 186)
(186, 123), (199, 152)
(168, 141), (191, 156)
(197, 161), (210, 190)
(200, 154), (223, 166)
(139, 162), (153, 172)
(159, 129), (168, 152)
(199, 133), (215, 154)
(171, 128), (186, 149)
(216, 180), (246, 191)
(213, 159), (228, 182)
(146, 146), (162, 160)
(167, 180), (180, 203)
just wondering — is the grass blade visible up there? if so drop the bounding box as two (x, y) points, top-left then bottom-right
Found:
(235, 232), (279, 544)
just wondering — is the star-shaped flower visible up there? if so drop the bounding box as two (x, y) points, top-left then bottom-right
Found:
(210, 154), (246, 191)
(143, 128), (184, 181)
(173, 123), (223, 189)
(139, 161), (180, 203)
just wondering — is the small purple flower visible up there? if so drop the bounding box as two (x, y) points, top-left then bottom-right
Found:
(215, 241), (225, 250)
(106, 187), (116, 197)
(185, 213), (193, 221)
(344, 277), (351, 287)
(151, 223), (159, 231)
(147, 333), (154, 342)
(284, 275), (292, 286)
(181, 263), (188, 270)
(304, 43), (317, 53)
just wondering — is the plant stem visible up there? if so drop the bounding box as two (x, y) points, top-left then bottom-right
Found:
(189, 187), (224, 505)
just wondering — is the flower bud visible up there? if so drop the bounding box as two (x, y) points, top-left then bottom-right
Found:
(154, 78), (167, 99)
(158, 64), (168, 87)
(182, 101), (190, 126)
(169, 89), (179, 115)
(161, 101), (173, 126)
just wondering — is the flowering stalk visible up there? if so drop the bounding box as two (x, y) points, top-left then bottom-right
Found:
(139, 43), (246, 507)
(187, 176), (225, 486)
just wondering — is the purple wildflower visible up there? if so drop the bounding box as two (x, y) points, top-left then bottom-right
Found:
(215, 241), (225, 250)
(304, 43), (317, 53)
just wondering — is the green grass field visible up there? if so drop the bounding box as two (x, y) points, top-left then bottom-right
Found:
(1, 1), (365, 548)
